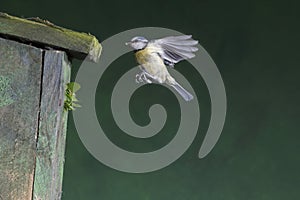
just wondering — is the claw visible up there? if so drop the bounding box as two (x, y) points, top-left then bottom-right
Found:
(135, 72), (146, 83)
(141, 73), (147, 81)
(138, 74), (144, 83)
(135, 74), (141, 83)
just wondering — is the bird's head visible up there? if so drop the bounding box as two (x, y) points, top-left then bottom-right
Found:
(126, 36), (148, 50)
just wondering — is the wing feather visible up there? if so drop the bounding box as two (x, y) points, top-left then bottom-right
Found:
(150, 35), (199, 66)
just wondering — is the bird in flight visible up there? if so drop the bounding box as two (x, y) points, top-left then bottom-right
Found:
(126, 35), (198, 101)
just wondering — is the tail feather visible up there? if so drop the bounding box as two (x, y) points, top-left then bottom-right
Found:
(170, 82), (194, 102)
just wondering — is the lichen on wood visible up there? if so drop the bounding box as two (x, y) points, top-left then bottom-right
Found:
(0, 12), (102, 62)
(0, 37), (43, 200)
(0, 75), (15, 107)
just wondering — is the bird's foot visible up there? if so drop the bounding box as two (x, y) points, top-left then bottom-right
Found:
(135, 72), (152, 84)
(135, 73), (142, 83)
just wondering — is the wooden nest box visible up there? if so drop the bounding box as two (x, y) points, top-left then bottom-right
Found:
(0, 13), (101, 200)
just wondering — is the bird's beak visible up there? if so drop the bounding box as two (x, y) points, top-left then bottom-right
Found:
(125, 42), (131, 45)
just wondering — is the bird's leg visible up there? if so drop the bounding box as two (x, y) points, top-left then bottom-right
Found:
(141, 72), (153, 83)
(135, 71), (149, 83)
(143, 71), (156, 80)
(135, 70), (154, 84)
(144, 77), (152, 83)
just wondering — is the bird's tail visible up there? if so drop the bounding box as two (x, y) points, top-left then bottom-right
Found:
(169, 81), (194, 102)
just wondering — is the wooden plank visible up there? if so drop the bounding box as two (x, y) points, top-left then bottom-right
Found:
(0, 38), (43, 200)
(0, 12), (102, 62)
(32, 51), (71, 200)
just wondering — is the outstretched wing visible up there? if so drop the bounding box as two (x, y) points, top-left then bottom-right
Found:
(150, 35), (199, 67)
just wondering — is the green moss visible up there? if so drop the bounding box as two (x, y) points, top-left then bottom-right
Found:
(0, 75), (15, 107)
(0, 12), (102, 62)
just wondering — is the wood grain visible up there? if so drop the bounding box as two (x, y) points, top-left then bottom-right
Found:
(32, 51), (71, 200)
(0, 38), (43, 200)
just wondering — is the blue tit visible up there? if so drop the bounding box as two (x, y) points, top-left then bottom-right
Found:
(126, 35), (198, 101)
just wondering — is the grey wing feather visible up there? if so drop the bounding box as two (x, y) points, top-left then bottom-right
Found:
(151, 35), (199, 66)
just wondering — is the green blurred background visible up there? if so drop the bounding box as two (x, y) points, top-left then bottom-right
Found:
(1, 0), (300, 199)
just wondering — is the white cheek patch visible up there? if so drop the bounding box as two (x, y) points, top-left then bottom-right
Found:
(132, 42), (146, 50)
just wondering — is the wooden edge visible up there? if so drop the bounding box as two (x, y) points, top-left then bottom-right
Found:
(32, 50), (71, 200)
(0, 12), (102, 62)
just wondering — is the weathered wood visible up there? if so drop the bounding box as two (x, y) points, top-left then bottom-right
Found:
(0, 38), (43, 200)
(0, 12), (102, 62)
(32, 51), (71, 200)
(0, 12), (101, 200)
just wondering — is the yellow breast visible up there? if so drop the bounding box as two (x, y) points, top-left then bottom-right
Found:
(135, 48), (149, 65)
